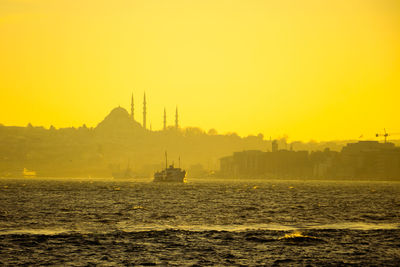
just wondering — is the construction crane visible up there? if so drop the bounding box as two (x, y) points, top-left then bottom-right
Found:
(376, 129), (400, 143)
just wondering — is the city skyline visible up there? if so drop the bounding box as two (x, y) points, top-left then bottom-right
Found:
(0, 0), (399, 141)
(0, 91), (399, 143)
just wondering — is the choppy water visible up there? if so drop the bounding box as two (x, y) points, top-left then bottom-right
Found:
(0, 178), (399, 266)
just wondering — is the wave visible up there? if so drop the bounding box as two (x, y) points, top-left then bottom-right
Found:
(116, 222), (400, 232)
(1, 222), (398, 237)
(306, 222), (400, 230)
(0, 228), (80, 236)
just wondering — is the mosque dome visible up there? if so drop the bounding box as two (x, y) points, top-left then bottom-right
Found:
(107, 106), (130, 120)
(95, 106), (142, 134)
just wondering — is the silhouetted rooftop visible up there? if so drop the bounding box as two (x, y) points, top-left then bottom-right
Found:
(342, 141), (395, 153)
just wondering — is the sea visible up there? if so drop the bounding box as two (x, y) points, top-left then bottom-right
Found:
(0, 178), (399, 266)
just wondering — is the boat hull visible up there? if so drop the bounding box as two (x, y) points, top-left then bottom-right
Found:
(153, 169), (186, 183)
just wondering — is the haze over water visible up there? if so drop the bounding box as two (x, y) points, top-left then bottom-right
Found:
(1, 178), (399, 265)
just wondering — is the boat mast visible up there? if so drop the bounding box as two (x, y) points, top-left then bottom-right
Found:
(165, 151), (168, 169)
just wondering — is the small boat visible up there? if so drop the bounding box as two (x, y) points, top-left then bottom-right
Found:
(112, 160), (136, 179)
(23, 168), (36, 178)
(112, 167), (134, 179)
(154, 153), (186, 183)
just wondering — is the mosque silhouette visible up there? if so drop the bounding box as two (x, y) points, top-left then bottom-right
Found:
(97, 93), (179, 133)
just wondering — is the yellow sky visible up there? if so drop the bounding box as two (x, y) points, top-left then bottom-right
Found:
(0, 0), (399, 141)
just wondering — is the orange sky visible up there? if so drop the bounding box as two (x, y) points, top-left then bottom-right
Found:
(0, 0), (399, 141)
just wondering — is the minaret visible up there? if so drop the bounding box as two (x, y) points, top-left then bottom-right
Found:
(163, 108), (167, 130)
(143, 92), (147, 129)
(130, 93), (134, 120)
(175, 106), (179, 129)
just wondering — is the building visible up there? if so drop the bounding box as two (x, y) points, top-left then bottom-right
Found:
(219, 141), (400, 180)
(335, 141), (400, 180)
(219, 149), (311, 179)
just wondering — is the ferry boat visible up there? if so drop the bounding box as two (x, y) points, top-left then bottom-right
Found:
(154, 153), (186, 183)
